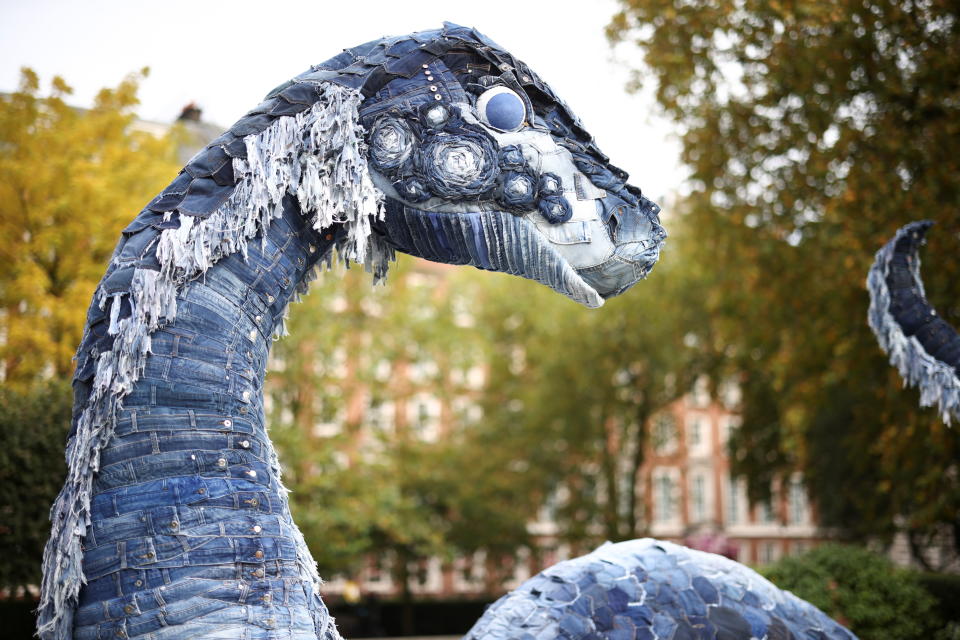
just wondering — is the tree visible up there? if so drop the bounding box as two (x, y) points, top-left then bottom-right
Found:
(0, 68), (181, 388)
(0, 381), (72, 594)
(609, 0), (960, 565)
(470, 216), (710, 548)
(265, 257), (536, 603)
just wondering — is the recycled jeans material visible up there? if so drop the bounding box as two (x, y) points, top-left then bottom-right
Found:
(73, 204), (338, 640)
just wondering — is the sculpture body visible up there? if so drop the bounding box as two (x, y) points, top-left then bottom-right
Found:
(39, 22), (853, 640)
(467, 540), (857, 640)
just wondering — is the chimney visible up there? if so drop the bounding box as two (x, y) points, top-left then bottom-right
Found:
(177, 102), (202, 122)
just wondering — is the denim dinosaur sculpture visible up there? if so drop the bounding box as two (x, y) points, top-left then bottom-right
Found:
(39, 22), (851, 640)
(868, 220), (960, 424)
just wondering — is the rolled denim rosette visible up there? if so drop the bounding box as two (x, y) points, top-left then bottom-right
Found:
(496, 169), (539, 213)
(418, 102), (463, 130)
(538, 194), (573, 224)
(369, 116), (416, 173)
(417, 127), (499, 199)
(538, 172), (562, 197)
(393, 176), (433, 203)
(498, 144), (527, 170)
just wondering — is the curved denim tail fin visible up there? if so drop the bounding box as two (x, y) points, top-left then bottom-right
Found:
(867, 220), (960, 425)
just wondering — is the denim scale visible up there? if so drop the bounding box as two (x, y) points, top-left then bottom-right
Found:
(73, 203), (338, 640)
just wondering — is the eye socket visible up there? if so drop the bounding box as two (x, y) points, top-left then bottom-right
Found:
(476, 86), (527, 132)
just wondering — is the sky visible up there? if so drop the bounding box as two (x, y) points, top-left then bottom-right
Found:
(0, 0), (686, 204)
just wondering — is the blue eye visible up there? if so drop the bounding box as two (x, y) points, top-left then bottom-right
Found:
(477, 86), (526, 132)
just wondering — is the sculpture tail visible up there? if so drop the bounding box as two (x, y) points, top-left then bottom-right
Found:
(867, 220), (960, 424)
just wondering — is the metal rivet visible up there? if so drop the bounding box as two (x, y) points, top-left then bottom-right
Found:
(170, 521), (179, 529)
(190, 454), (196, 460)
(198, 488), (206, 494)
(116, 631), (126, 638)
(218, 458), (227, 467)
(308, 244), (316, 253)
(134, 580), (143, 587)
(522, 75), (530, 82)
(254, 568), (265, 578)
(429, 85), (437, 92)
(249, 497), (259, 506)
(255, 315), (262, 323)
(242, 390), (251, 401)
(124, 604), (135, 614)
(145, 552), (155, 559)
(240, 407), (249, 414)
(247, 470), (257, 478)
(246, 350), (253, 358)
(434, 94), (442, 101)
(267, 295), (275, 303)
(241, 440), (250, 448)
(265, 619), (275, 626)
(255, 550), (264, 559)
(248, 329), (257, 340)
(422, 63), (429, 68)
(427, 76), (434, 81)
(223, 419), (232, 427)
(253, 525), (262, 533)
(262, 594), (272, 602)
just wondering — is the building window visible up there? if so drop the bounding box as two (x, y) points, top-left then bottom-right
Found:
(758, 498), (777, 524)
(692, 375), (711, 408)
(691, 473), (706, 523)
(367, 396), (393, 433)
(726, 475), (742, 524)
(788, 476), (809, 525)
(687, 416), (711, 457)
(653, 414), (678, 455)
(759, 541), (779, 564)
(654, 472), (676, 522)
(407, 393), (440, 441)
(689, 418), (701, 447)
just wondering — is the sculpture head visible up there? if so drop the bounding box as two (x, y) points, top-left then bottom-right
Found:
(283, 22), (666, 307)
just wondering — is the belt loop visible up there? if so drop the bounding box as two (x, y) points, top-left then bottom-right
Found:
(130, 410), (138, 433)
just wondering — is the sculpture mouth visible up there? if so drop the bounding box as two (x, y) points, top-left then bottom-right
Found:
(578, 235), (666, 300)
(376, 201), (606, 308)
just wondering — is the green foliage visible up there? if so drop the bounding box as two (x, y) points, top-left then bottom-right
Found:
(762, 544), (940, 640)
(609, 0), (960, 561)
(917, 572), (960, 634)
(0, 381), (72, 593)
(0, 68), (181, 389)
(469, 216), (712, 545)
(267, 256), (537, 587)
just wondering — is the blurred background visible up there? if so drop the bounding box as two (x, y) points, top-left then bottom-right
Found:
(2, 1), (959, 639)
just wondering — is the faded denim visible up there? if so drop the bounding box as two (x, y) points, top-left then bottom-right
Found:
(41, 22), (666, 640)
(71, 205), (339, 640)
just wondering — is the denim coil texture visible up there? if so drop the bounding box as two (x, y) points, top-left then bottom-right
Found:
(72, 205), (339, 640)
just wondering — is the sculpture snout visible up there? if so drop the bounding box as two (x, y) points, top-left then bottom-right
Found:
(578, 193), (666, 299)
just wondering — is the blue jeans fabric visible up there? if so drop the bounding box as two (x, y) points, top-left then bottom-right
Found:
(72, 203), (339, 640)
